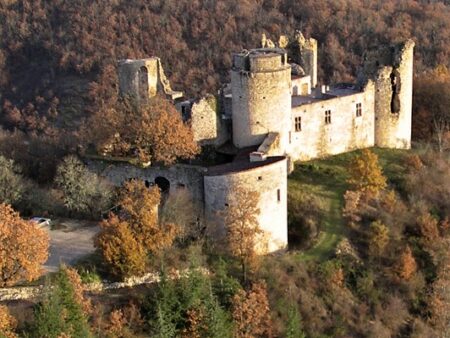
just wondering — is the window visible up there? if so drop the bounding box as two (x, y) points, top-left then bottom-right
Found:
(295, 116), (302, 132)
(325, 110), (331, 124)
(258, 176), (262, 181)
(356, 103), (362, 117)
(277, 189), (281, 202)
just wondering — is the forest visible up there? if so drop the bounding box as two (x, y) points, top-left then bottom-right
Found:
(0, 0), (450, 337)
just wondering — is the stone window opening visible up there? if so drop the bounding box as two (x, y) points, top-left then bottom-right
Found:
(277, 189), (281, 202)
(295, 116), (302, 132)
(258, 176), (262, 181)
(390, 70), (401, 114)
(138, 66), (149, 102)
(225, 203), (229, 207)
(356, 103), (362, 117)
(325, 110), (331, 124)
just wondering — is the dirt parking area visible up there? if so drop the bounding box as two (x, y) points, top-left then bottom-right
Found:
(43, 219), (100, 273)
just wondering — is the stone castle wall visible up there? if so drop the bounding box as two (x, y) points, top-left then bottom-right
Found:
(190, 95), (230, 147)
(231, 50), (292, 153)
(86, 160), (206, 204)
(289, 82), (376, 161)
(373, 40), (414, 149)
(204, 157), (288, 253)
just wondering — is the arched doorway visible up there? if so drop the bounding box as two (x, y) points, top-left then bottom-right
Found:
(138, 66), (149, 102)
(154, 176), (170, 194)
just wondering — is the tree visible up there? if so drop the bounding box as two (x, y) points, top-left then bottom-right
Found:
(0, 305), (18, 338)
(368, 220), (389, 258)
(0, 203), (49, 286)
(117, 180), (177, 254)
(417, 212), (440, 243)
(55, 155), (113, 218)
(95, 180), (177, 278)
(0, 155), (27, 206)
(222, 186), (263, 282)
(31, 266), (91, 338)
(347, 149), (387, 197)
(285, 301), (306, 338)
(95, 215), (147, 278)
(231, 281), (273, 338)
(394, 245), (417, 281)
(84, 96), (200, 165)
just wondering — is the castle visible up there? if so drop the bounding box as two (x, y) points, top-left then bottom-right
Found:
(90, 32), (414, 253)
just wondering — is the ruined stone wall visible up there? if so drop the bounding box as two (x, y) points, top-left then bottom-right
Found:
(86, 160), (206, 204)
(372, 41), (414, 149)
(204, 157), (288, 253)
(190, 95), (230, 147)
(292, 75), (311, 95)
(231, 49), (292, 154)
(289, 83), (376, 161)
(288, 32), (318, 89)
(117, 58), (182, 105)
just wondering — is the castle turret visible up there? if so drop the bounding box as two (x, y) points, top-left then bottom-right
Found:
(117, 58), (183, 105)
(231, 49), (292, 153)
(289, 31), (318, 89)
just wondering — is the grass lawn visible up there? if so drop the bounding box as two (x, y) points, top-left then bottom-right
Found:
(288, 147), (412, 261)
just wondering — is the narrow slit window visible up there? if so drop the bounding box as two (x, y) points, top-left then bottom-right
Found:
(325, 110), (331, 124)
(356, 103), (362, 117)
(277, 189), (281, 202)
(295, 116), (302, 132)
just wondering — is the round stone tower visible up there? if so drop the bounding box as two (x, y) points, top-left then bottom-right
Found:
(231, 49), (292, 152)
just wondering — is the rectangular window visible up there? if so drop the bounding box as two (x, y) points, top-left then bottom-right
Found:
(325, 110), (331, 124)
(356, 103), (362, 117)
(277, 189), (281, 202)
(295, 116), (302, 132)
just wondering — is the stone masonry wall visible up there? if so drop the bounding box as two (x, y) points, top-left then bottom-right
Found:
(190, 95), (230, 147)
(86, 160), (206, 205)
(289, 82), (376, 161)
(231, 51), (292, 153)
(204, 157), (288, 253)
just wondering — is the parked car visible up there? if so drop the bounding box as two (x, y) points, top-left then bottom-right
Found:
(30, 217), (51, 228)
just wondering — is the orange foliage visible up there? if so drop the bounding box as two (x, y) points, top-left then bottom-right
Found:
(64, 266), (92, 315)
(95, 180), (177, 278)
(394, 246), (417, 281)
(84, 96), (200, 165)
(0, 203), (49, 286)
(181, 307), (208, 338)
(417, 212), (440, 242)
(0, 305), (17, 338)
(232, 281), (273, 338)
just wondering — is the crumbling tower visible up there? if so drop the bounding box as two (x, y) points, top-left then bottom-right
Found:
(117, 58), (183, 105)
(231, 49), (292, 153)
(360, 40), (415, 149)
(288, 31), (318, 89)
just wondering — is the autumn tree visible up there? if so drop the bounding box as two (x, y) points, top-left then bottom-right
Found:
(222, 186), (264, 282)
(84, 96), (200, 165)
(0, 305), (18, 338)
(417, 212), (440, 243)
(55, 155), (113, 218)
(0, 203), (49, 286)
(95, 215), (147, 278)
(231, 281), (273, 338)
(347, 149), (387, 197)
(95, 180), (177, 278)
(394, 245), (417, 281)
(413, 65), (450, 151)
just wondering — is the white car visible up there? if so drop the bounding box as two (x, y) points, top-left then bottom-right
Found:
(30, 217), (51, 228)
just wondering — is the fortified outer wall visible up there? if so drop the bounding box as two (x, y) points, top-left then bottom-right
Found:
(86, 159), (206, 204)
(204, 157), (288, 253)
(289, 82), (376, 161)
(190, 95), (230, 147)
(231, 49), (292, 153)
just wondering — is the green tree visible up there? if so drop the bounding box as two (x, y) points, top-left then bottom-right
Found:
(285, 301), (306, 338)
(55, 155), (112, 218)
(31, 266), (91, 338)
(368, 220), (389, 257)
(0, 155), (27, 206)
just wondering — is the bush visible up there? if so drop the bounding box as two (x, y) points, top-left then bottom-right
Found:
(288, 191), (326, 249)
